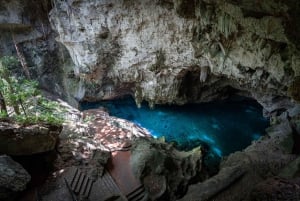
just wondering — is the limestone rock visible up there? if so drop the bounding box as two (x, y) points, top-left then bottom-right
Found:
(250, 177), (300, 201)
(0, 0), (80, 108)
(178, 165), (246, 201)
(0, 122), (62, 155)
(279, 157), (300, 179)
(48, 0), (300, 107)
(179, 120), (297, 201)
(130, 137), (203, 200)
(0, 155), (31, 200)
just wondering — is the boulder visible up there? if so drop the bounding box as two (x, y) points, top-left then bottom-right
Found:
(0, 122), (62, 155)
(130, 137), (203, 200)
(0, 155), (31, 200)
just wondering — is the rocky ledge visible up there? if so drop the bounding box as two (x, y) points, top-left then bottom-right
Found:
(179, 109), (300, 201)
(0, 122), (62, 155)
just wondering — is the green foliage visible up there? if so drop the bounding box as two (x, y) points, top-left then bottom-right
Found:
(0, 111), (7, 119)
(0, 56), (19, 71)
(83, 114), (96, 123)
(0, 56), (64, 125)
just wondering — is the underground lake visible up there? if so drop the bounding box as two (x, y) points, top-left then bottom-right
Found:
(80, 97), (269, 166)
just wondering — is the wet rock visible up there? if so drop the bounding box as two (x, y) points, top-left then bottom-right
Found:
(250, 177), (300, 201)
(0, 122), (62, 155)
(130, 137), (203, 200)
(179, 120), (297, 201)
(178, 165), (246, 201)
(0, 155), (31, 201)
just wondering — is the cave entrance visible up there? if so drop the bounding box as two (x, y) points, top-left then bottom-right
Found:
(178, 69), (202, 101)
(177, 67), (238, 102)
(80, 96), (269, 173)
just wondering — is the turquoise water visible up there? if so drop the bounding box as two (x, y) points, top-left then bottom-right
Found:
(80, 97), (269, 160)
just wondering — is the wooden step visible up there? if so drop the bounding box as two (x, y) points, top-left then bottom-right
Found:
(126, 185), (145, 201)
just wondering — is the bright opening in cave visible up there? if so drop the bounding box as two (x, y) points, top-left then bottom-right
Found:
(81, 96), (269, 165)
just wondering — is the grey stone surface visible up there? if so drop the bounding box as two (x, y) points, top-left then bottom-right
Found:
(178, 165), (245, 201)
(130, 138), (203, 200)
(0, 122), (61, 155)
(48, 0), (300, 109)
(0, 155), (31, 200)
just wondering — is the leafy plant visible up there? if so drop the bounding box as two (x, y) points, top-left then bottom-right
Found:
(0, 56), (64, 125)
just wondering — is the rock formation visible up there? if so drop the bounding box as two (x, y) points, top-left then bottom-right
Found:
(48, 0), (300, 113)
(0, 0), (300, 200)
(0, 0), (299, 112)
(0, 155), (31, 201)
(0, 122), (62, 155)
(0, 0), (79, 107)
(130, 137), (203, 200)
(179, 119), (298, 201)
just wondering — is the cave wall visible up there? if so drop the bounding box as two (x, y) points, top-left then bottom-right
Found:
(0, 0), (80, 107)
(0, 0), (299, 112)
(47, 0), (300, 112)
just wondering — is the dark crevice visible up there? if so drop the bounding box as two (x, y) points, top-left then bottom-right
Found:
(12, 151), (57, 201)
(178, 69), (201, 101)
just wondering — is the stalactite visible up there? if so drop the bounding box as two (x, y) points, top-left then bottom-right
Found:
(200, 66), (209, 83)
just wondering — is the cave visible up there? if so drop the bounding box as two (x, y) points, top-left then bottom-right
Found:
(1, 0), (300, 201)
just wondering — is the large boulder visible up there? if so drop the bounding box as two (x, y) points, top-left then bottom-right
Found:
(0, 122), (62, 155)
(130, 137), (203, 200)
(0, 155), (31, 200)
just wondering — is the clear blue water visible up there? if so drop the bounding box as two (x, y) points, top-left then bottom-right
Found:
(80, 97), (269, 160)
